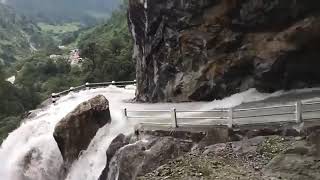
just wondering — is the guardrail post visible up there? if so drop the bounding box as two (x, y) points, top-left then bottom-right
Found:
(85, 82), (90, 90)
(69, 87), (74, 92)
(123, 108), (128, 120)
(51, 93), (56, 104)
(171, 108), (178, 128)
(228, 107), (233, 128)
(112, 81), (115, 85)
(295, 101), (302, 123)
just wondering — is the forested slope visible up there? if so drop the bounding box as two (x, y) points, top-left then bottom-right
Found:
(0, 2), (134, 142)
(78, 3), (135, 82)
(0, 4), (53, 65)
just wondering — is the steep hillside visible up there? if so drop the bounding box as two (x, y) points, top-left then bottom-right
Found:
(0, 2), (134, 142)
(129, 0), (320, 102)
(4, 0), (120, 25)
(0, 63), (38, 142)
(77, 4), (135, 83)
(0, 4), (53, 64)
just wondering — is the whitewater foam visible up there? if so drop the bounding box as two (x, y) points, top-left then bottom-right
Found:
(0, 86), (288, 180)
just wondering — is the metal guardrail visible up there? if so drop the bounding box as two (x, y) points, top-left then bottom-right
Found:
(51, 81), (320, 131)
(124, 100), (320, 131)
(51, 80), (136, 103)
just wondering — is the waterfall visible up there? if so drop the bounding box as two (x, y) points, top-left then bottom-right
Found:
(0, 86), (283, 180)
(0, 86), (135, 180)
(6, 76), (15, 84)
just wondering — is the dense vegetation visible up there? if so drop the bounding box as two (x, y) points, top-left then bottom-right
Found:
(0, 64), (36, 142)
(78, 3), (135, 82)
(15, 52), (83, 99)
(0, 4), (55, 65)
(0, 2), (134, 143)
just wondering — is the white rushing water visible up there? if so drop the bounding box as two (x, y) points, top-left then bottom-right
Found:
(6, 76), (15, 84)
(0, 86), (285, 180)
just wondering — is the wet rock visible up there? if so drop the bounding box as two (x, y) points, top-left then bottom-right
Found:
(129, 0), (320, 102)
(53, 95), (111, 168)
(98, 134), (130, 180)
(107, 136), (193, 180)
(15, 147), (64, 180)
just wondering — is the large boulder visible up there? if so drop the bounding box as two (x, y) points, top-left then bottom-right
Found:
(128, 0), (320, 102)
(107, 136), (193, 180)
(53, 95), (111, 168)
(98, 134), (130, 180)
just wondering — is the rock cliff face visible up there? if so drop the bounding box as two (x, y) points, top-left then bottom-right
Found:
(128, 0), (320, 102)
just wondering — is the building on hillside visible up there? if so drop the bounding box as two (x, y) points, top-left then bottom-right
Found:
(69, 49), (84, 66)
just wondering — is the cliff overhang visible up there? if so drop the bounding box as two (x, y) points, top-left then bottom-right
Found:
(128, 0), (320, 102)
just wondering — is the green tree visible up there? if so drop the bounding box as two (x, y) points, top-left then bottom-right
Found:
(78, 6), (135, 83)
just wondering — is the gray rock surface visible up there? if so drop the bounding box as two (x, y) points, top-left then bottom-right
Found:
(128, 0), (320, 102)
(53, 95), (111, 169)
(138, 131), (320, 180)
(98, 134), (130, 180)
(107, 136), (193, 180)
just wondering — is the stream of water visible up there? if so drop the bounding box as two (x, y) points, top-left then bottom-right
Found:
(0, 86), (282, 180)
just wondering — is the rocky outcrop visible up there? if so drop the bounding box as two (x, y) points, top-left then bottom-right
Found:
(106, 136), (193, 180)
(96, 126), (320, 180)
(139, 136), (282, 179)
(128, 0), (320, 102)
(101, 128), (233, 180)
(98, 134), (130, 180)
(53, 95), (111, 168)
(139, 134), (320, 180)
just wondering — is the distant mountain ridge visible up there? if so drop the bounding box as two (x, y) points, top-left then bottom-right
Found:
(3, 0), (121, 25)
(0, 3), (53, 64)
